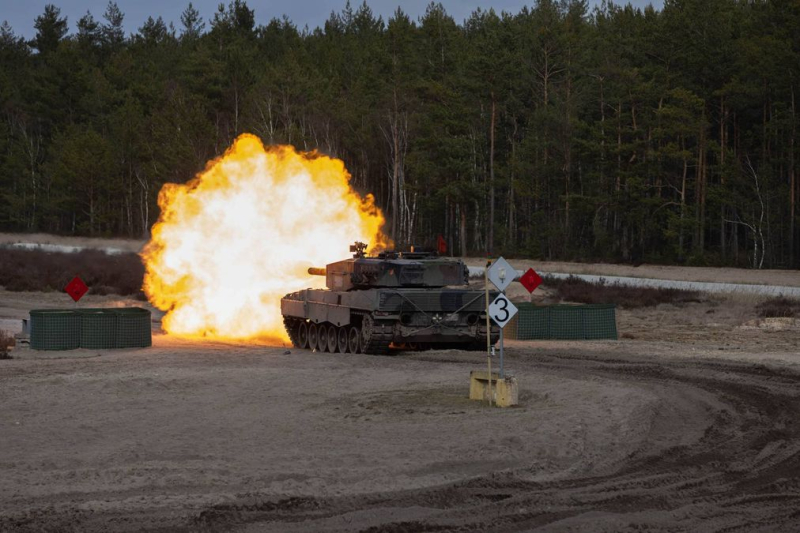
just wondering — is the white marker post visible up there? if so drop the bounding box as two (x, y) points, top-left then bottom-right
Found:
(498, 266), (507, 377)
(484, 259), (492, 407)
(487, 258), (517, 380)
(488, 292), (518, 378)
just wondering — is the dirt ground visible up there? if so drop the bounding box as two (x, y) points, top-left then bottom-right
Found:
(2, 287), (800, 532)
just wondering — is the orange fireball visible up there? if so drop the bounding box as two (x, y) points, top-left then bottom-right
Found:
(142, 134), (388, 342)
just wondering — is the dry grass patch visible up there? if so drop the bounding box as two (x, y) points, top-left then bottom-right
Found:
(0, 249), (145, 298)
(543, 275), (704, 309)
(0, 330), (14, 359)
(755, 297), (800, 318)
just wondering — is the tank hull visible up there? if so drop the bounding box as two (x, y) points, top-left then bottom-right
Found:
(281, 287), (500, 355)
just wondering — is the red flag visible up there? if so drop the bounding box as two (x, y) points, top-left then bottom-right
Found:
(436, 234), (447, 255)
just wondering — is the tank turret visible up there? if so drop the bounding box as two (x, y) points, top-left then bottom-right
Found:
(309, 242), (469, 291)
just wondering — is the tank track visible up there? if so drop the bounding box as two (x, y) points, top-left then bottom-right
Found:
(283, 317), (300, 347)
(283, 314), (493, 354)
(355, 312), (393, 355)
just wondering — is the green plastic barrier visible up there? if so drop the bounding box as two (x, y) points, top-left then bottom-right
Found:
(509, 303), (617, 340)
(30, 310), (81, 350)
(29, 308), (152, 350)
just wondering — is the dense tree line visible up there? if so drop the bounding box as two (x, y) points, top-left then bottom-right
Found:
(1, 0), (798, 268)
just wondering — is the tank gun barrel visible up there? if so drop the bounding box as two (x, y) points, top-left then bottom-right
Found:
(308, 267), (326, 276)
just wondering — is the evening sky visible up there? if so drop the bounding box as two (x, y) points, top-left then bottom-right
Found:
(2, 0), (664, 38)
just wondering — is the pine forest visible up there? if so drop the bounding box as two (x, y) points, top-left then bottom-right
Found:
(1, 0), (799, 268)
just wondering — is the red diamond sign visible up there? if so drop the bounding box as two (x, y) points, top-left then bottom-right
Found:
(519, 268), (542, 294)
(65, 276), (89, 302)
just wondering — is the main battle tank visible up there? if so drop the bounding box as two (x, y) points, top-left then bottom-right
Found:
(281, 242), (499, 354)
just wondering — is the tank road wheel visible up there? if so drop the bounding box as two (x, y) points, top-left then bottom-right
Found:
(327, 325), (338, 353)
(317, 324), (329, 352)
(337, 327), (349, 353)
(348, 326), (361, 354)
(283, 317), (299, 347)
(308, 323), (318, 351)
(360, 314), (391, 355)
(360, 315), (374, 352)
(297, 321), (309, 349)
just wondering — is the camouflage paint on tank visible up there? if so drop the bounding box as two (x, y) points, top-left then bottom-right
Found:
(321, 255), (468, 291)
(281, 244), (499, 354)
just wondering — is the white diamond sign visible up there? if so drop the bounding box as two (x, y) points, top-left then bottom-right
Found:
(487, 256), (516, 292)
(488, 294), (518, 329)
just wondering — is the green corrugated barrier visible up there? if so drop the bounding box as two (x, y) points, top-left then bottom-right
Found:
(30, 308), (152, 350)
(506, 303), (617, 340)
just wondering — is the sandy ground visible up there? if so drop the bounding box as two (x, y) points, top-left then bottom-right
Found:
(2, 287), (800, 531)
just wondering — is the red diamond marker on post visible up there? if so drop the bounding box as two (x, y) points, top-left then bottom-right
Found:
(519, 268), (542, 294)
(65, 276), (88, 302)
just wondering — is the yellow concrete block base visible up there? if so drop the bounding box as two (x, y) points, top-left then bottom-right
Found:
(469, 370), (519, 407)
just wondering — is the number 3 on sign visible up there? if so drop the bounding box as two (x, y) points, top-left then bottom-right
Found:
(489, 294), (519, 328)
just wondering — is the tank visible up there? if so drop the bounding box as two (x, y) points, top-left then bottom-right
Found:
(281, 242), (500, 354)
